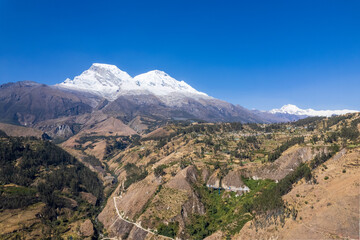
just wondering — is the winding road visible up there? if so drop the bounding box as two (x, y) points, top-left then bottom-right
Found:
(105, 195), (174, 240)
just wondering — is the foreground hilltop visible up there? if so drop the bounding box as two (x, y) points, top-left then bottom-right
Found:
(58, 113), (358, 239)
(1, 113), (359, 239)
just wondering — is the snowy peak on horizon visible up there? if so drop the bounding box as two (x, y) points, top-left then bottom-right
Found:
(270, 104), (359, 117)
(57, 63), (208, 100)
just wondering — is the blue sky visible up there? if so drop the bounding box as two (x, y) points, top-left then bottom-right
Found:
(0, 0), (359, 110)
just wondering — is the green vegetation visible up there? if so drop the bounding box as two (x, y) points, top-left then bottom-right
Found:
(251, 163), (312, 213)
(186, 162), (314, 238)
(291, 116), (324, 127)
(340, 126), (359, 141)
(187, 179), (274, 239)
(0, 185), (38, 209)
(0, 135), (103, 237)
(157, 222), (179, 238)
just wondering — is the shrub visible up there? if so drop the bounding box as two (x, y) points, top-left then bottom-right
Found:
(156, 139), (167, 149)
(157, 222), (179, 238)
(154, 164), (167, 177)
(180, 160), (190, 169)
(246, 136), (257, 144)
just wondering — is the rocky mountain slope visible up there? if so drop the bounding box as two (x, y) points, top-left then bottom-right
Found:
(0, 81), (96, 126)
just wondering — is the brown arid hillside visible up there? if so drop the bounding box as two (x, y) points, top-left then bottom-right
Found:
(73, 113), (359, 239)
(1, 113), (359, 239)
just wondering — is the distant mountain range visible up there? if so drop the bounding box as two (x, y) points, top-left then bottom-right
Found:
(0, 63), (358, 140)
(269, 104), (358, 117)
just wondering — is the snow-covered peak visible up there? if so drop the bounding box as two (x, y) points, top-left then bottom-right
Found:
(89, 63), (132, 79)
(58, 63), (135, 100)
(133, 70), (208, 96)
(270, 104), (358, 117)
(57, 63), (208, 100)
(271, 104), (303, 115)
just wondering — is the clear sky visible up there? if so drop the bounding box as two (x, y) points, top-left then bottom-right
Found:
(0, 0), (359, 110)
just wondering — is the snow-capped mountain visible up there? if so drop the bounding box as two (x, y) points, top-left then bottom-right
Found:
(57, 63), (208, 100)
(270, 104), (359, 117)
(133, 70), (207, 97)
